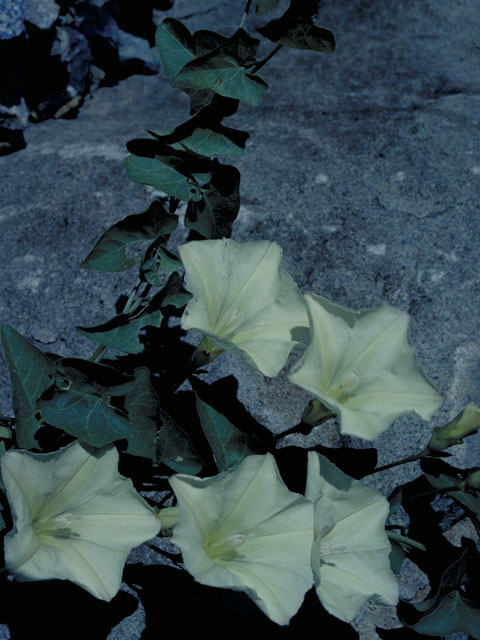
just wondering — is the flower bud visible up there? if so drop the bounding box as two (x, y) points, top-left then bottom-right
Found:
(428, 403), (480, 451)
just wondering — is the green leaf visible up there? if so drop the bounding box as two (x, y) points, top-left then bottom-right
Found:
(38, 387), (131, 448)
(257, 0), (335, 53)
(123, 367), (158, 460)
(1, 324), (55, 449)
(81, 200), (178, 272)
(37, 358), (136, 447)
(53, 358), (135, 395)
(388, 540), (405, 576)
(176, 55), (268, 106)
(256, 0), (281, 16)
(196, 396), (254, 472)
(140, 236), (181, 286)
(154, 271), (192, 309)
(155, 19), (228, 84)
(125, 155), (203, 202)
(422, 457), (480, 518)
(185, 163), (240, 238)
(76, 311), (162, 355)
(406, 591), (480, 638)
(171, 127), (246, 158)
(398, 541), (480, 639)
(156, 410), (202, 474)
(155, 19), (198, 83)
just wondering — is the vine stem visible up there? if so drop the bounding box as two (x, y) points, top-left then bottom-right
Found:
(367, 450), (429, 475)
(252, 44), (283, 73)
(89, 344), (106, 363)
(239, 0), (253, 28)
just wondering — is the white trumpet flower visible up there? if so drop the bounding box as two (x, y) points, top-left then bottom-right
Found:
(170, 453), (314, 625)
(306, 452), (399, 622)
(179, 238), (309, 377)
(1, 441), (160, 601)
(289, 294), (442, 439)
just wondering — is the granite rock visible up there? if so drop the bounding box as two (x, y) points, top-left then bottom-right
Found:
(0, 0), (26, 39)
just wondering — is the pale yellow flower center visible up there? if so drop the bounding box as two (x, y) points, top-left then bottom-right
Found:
(33, 512), (80, 540)
(215, 308), (244, 339)
(328, 369), (361, 400)
(204, 533), (247, 562)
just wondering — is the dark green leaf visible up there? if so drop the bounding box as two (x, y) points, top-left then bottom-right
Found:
(140, 236), (181, 286)
(421, 457), (480, 517)
(155, 19), (198, 83)
(196, 396), (254, 472)
(389, 540), (405, 576)
(76, 311), (162, 355)
(398, 541), (480, 639)
(405, 591), (480, 638)
(123, 367), (157, 460)
(1, 324), (55, 449)
(156, 409), (202, 474)
(53, 358), (134, 395)
(185, 163), (240, 238)
(81, 201), (177, 272)
(153, 271), (192, 309)
(176, 54), (268, 106)
(257, 1), (335, 53)
(256, 0), (281, 16)
(161, 127), (247, 158)
(155, 19), (228, 84)
(125, 155), (203, 202)
(38, 387), (131, 448)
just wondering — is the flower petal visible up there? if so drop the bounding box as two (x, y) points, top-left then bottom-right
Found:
(289, 294), (442, 439)
(179, 239), (308, 376)
(306, 452), (398, 621)
(1, 441), (160, 600)
(171, 454), (314, 625)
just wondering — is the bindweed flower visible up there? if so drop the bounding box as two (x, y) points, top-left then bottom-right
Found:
(305, 452), (399, 622)
(289, 294), (442, 439)
(170, 453), (314, 625)
(1, 441), (160, 601)
(179, 238), (309, 377)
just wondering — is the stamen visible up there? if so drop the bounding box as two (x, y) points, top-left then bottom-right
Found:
(205, 533), (246, 560)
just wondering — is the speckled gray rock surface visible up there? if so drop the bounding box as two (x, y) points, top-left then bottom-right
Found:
(0, 0), (26, 39)
(0, 1), (479, 638)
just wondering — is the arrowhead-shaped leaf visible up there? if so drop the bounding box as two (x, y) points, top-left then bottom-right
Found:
(398, 540), (480, 639)
(37, 359), (136, 447)
(156, 409), (202, 474)
(195, 396), (255, 472)
(185, 163), (240, 238)
(38, 387), (132, 447)
(176, 55), (268, 106)
(167, 127), (247, 158)
(125, 155), (203, 202)
(76, 311), (162, 354)
(155, 19), (228, 84)
(140, 236), (181, 286)
(123, 367), (158, 460)
(81, 200), (178, 272)
(151, 271), (192, 310)
(1, 324), (55, 449)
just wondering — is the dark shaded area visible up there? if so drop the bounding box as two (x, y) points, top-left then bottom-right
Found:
(124, 563), (359, 638)
(0, 0), (173, 151)
(0, 574), (138, 640)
